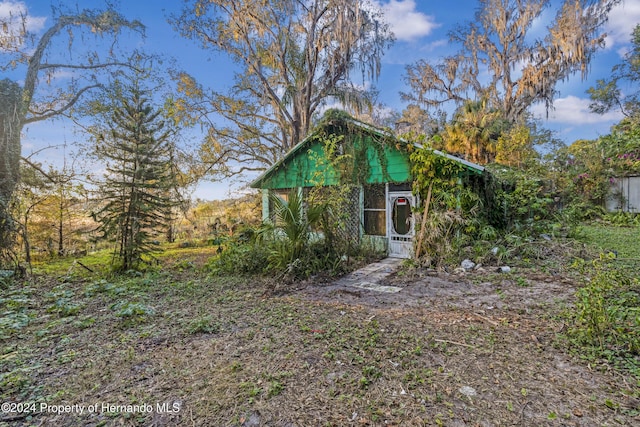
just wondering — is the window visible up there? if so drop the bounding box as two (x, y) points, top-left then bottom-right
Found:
(268, 189), (291, 224)
(363, 184), (385, 236)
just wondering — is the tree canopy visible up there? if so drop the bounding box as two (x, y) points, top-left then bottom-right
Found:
(169, 0), (393, 176)
(402, 0), (621, 124)
(589, 23), (640, 121)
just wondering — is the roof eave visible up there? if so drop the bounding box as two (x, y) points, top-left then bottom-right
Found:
(250, 115), (486, 189)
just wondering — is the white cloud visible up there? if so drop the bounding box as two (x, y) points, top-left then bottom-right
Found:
(531, 95), (623, 125)
(0, 1), (46, 31)
(604, 1), (640, 52)
(0, 1), (46, 50)
(420, 38), (447, 52)
(374, 0), (439, 42)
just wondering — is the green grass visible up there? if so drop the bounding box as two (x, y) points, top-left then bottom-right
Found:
(31, 249), (114, 277)
(30, 244), (220, 278)
(575, 224), (640, 259)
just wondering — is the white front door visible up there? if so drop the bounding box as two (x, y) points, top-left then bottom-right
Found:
(387, 191), (415, 258)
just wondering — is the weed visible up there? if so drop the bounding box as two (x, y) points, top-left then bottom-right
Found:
(359, 365), (381, 388)
(266, 380), (284, 398)
(72, 316), (96, 330)
(0, 367), (31, 397)
(47, 292), (83, 317)
(563, 254), (640, 377)
(240, 381), (262, 399)
(111, 301), (155, 326)
(187, 315), (221, 334)
(0, 312), (30, 339)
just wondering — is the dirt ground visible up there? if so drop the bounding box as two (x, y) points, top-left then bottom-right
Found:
(292, 267), (640, 426)
(300, 267), (576, 312)
(1, 260), (639, 426)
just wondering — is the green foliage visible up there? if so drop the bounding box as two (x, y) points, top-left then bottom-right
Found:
(187, 315), (221, 334)
(486, 165), (557, 234)
(307, 129), (382, 258)
(588, 23), (640, 119)
(208, 189), (349, 280)
(410, 144), (486, 266)
(46, 289), (83, 317)
(551, 122), (640, 213)
(560, 202), (606, 224)
(266, 189), (325, 269)
(262, 189), (349, 280)
(564, 254), (640, 376)
(603, 211), (640, 227)
(111, 301), (155, 326)
(92, 77), (177, 272)
(441, 99), (507, 164)
(411, 142), (466, 196)
(207, 239), (270, 276)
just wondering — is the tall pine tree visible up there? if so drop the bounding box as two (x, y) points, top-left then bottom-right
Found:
(94, 81), (176, 271)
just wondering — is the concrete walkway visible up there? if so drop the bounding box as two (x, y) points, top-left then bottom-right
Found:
(333, 257), (404, 293)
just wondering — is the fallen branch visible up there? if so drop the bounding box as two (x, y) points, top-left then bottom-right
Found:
(473, 312), (500, 327)
(434, 338), (475, 348)
(76, 260), (94, 273)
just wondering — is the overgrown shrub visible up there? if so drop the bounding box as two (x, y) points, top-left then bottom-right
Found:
(603, 211), (640, 227)
(206, 189), (352, 281)
(560, 201), (606, 225)
(564, 254), (640, 376)
(207, 240), (270, 275)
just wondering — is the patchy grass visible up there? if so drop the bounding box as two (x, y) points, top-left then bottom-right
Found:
(576, 224), (640, 260)
(30, 249), (114, 277)
(30, 244), (220, 278)
(1, 234), (638, 426)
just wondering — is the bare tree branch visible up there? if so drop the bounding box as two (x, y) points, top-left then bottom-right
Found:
(24, 84), (102, 124)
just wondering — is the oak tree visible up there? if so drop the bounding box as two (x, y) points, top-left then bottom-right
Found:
(170, 0), (393, 176)
(589, 24), (640, 121)
(402, 0), (621, 123)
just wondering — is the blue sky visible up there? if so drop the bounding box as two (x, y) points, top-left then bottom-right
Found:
(3, 0), (640, 200)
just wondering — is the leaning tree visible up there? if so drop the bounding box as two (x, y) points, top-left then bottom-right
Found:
(0, 4), (143, 260)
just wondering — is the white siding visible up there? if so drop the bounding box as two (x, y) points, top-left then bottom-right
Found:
(606, 176), (640, 213)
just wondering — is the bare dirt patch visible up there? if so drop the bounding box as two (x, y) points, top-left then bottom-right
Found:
(293, 267), (639, 425)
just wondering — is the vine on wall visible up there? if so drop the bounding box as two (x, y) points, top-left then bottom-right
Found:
(311, 109), (408, 185)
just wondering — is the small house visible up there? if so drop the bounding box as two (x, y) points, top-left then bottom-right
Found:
(250, 110), (485, 258)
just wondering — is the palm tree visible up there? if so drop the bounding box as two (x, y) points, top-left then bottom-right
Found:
(266, 189), (326, 269)
(443, 100), (502, 164)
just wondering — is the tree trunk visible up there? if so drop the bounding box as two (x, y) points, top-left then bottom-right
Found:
(0, 79), (24, 248)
